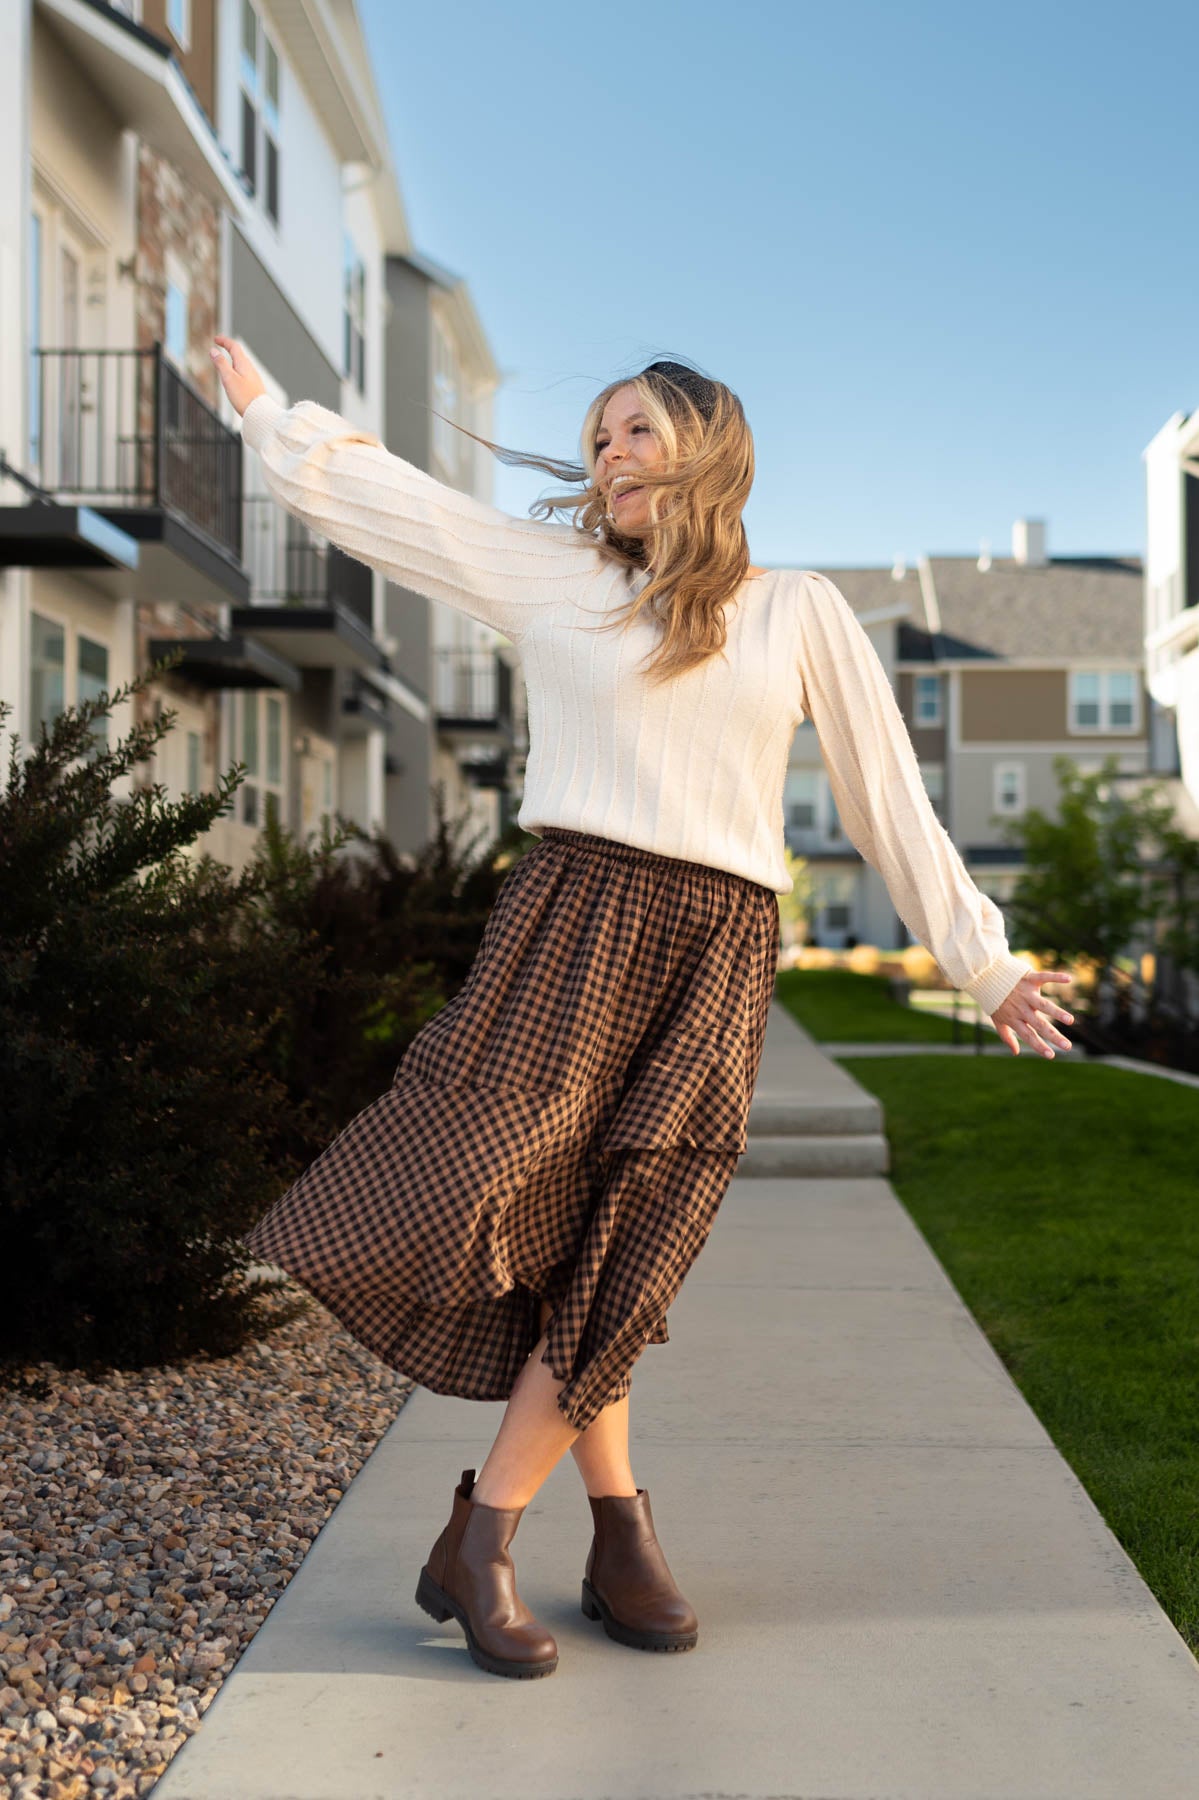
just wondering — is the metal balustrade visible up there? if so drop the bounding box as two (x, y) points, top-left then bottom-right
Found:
(29, 344), (243, 561)
(242, 494), (373, 625)
(432, 647), (513, 739)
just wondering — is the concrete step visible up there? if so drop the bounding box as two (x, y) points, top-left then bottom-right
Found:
(747, 1093), (883, 1136)
(738, 1131), (890, 1178)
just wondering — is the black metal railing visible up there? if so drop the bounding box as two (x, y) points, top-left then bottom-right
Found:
(433, 648), (513, 735)
(242, 495), (373, 626)
(29, 344), (243, 560)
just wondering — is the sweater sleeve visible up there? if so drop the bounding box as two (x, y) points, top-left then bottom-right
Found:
(239, 393), (606, 641)
(794, 570), (1032, 1018)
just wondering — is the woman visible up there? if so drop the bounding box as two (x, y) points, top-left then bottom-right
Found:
(211, 339), (1073, 1682)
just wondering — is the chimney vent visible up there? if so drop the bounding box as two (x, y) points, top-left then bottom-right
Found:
(1012, 518), (1047, 566)
(978, 538), (992, 572)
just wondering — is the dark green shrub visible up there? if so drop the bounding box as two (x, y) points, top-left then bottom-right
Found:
(0, 667), (317, 1378)
(245, 783), (537, 1165)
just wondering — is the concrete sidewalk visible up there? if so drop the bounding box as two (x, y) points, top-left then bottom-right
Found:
(157, 1003), (1199, 1800)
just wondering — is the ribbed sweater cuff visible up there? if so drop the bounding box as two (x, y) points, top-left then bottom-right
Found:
(241, 392), (287, 454)
(965, 952), (1032, 1018)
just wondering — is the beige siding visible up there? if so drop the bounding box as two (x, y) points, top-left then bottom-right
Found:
(141, 0), (218, 125)
(960, 668), (1067, 741)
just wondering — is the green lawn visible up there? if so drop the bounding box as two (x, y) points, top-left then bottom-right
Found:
(776, 965), (984, 1043)
(831, 1052), (1199, 1655)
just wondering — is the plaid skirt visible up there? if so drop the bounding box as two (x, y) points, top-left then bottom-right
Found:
(242, 826), (780, 1432)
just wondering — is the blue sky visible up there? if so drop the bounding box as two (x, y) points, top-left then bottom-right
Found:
(358, 0), (1192, 569)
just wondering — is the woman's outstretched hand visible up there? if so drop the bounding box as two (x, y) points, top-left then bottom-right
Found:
(989, 967), (1074, 1058)
(210, 336), (266, 418)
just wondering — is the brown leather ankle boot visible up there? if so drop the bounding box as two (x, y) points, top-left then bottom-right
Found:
(415, 1467), (558, 1679)
(581, 1487), (699, 1652)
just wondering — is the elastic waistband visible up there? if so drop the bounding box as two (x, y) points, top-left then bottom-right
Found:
(536, 826), (776, 896)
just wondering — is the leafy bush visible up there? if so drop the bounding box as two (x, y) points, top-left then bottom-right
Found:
(0, 666), (317, 1378)
(245, 785), (535, 1166)
(0, 665), (537, 1380)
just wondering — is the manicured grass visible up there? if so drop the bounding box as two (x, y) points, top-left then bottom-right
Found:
(836, 1053), (1199, 1655)
(776, 965), (980, 1043)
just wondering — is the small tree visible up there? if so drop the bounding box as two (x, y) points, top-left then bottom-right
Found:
(996, 754), (1199, 1054)
(0, 665), (318, 1377)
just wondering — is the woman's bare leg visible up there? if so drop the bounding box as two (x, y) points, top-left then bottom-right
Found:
(568, 1388), (638, 1498)
(470, 1297), (638, 1508)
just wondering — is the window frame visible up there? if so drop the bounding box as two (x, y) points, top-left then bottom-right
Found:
(167, 0), (191, 52)
(238, 688), (286, 828)
(431, 313), (460, 480)
(343, 234), (366, 396)
(28, 608), (113, 756)
(914, 672), (943, 727)
(992, 759), (1026, 816)
(239, 2), (281, 226)
(1068, 667), (1141, 735)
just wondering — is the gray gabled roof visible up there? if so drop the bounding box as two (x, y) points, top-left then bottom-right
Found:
(814, 555), (1144, 662)
(925, 555), (1144, 661)
(805, 565), (925, 621)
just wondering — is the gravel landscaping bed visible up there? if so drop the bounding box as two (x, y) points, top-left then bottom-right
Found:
(0, 1280), (415, 1799)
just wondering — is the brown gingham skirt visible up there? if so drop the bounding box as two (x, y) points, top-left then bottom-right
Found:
(242, 826), (780, 1431)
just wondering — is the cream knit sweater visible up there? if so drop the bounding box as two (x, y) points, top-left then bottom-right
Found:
(240, 392), (1031, 1017)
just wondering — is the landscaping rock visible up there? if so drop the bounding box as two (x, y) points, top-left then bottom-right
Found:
(0, 1282), (414, 1796)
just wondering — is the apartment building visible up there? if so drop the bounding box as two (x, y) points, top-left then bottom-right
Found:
(1143, 407), (1199, 808)
(785, 520), (1149, 952)
(382, 248), (513, 857)
(0, 0), (513, 871)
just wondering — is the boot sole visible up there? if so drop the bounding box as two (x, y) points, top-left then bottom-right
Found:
(580, 1577), (699, 1652)
(415, 1566), (558, 1679)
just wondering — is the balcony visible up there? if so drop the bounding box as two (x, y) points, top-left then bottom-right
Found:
(9, 343), (249, 603)
(34, 0), (247, 214)
(232, 496), (381, 672)
(341, 671), (391, 735)
(433, 648), (515, 749)
(461, 751), (512, 791)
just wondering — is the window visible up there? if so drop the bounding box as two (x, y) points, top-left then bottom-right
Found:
(167, 0), (190, 50)
(239, 690), (285, 827)
(921, 762), (945, 817)
(343, 236), (366, 395)
(78, 635), (109, 753)
(1069, 668), (1140, 734)
(824, 780), (845, 843)
(784, 768), (817, 833)
(239, 2), (257, 194)
(993, 761), (1025, 815)
(241, 688), (259, 825)
(28, 211), (42, 469)
(914, 673), (942, 726)
(240, 3), (281, 224)
(186, 730), (202, 794)
(30, 612), (65, 735)
(264, 40), (280, 225)
(1107, 670), (1136, 729)
(432, 315), (460, 476)
(266, 695), (282, 785)
(164, 253), (190, 370)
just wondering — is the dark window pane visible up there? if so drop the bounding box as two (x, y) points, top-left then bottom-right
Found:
(241, 93), (257, 193)
(265, 135), (278, 223)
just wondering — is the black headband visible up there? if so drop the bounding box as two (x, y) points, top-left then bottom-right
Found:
(640, 360), (718, 423)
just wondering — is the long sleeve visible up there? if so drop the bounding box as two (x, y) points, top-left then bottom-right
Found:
(794, 570), (1031, 1018)
(239, 393), (607, 641)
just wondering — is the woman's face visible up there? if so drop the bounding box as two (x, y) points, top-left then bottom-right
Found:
(593, 383), (664, 535)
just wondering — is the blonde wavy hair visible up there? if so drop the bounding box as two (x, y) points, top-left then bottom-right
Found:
(441, 358), (757, 686)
